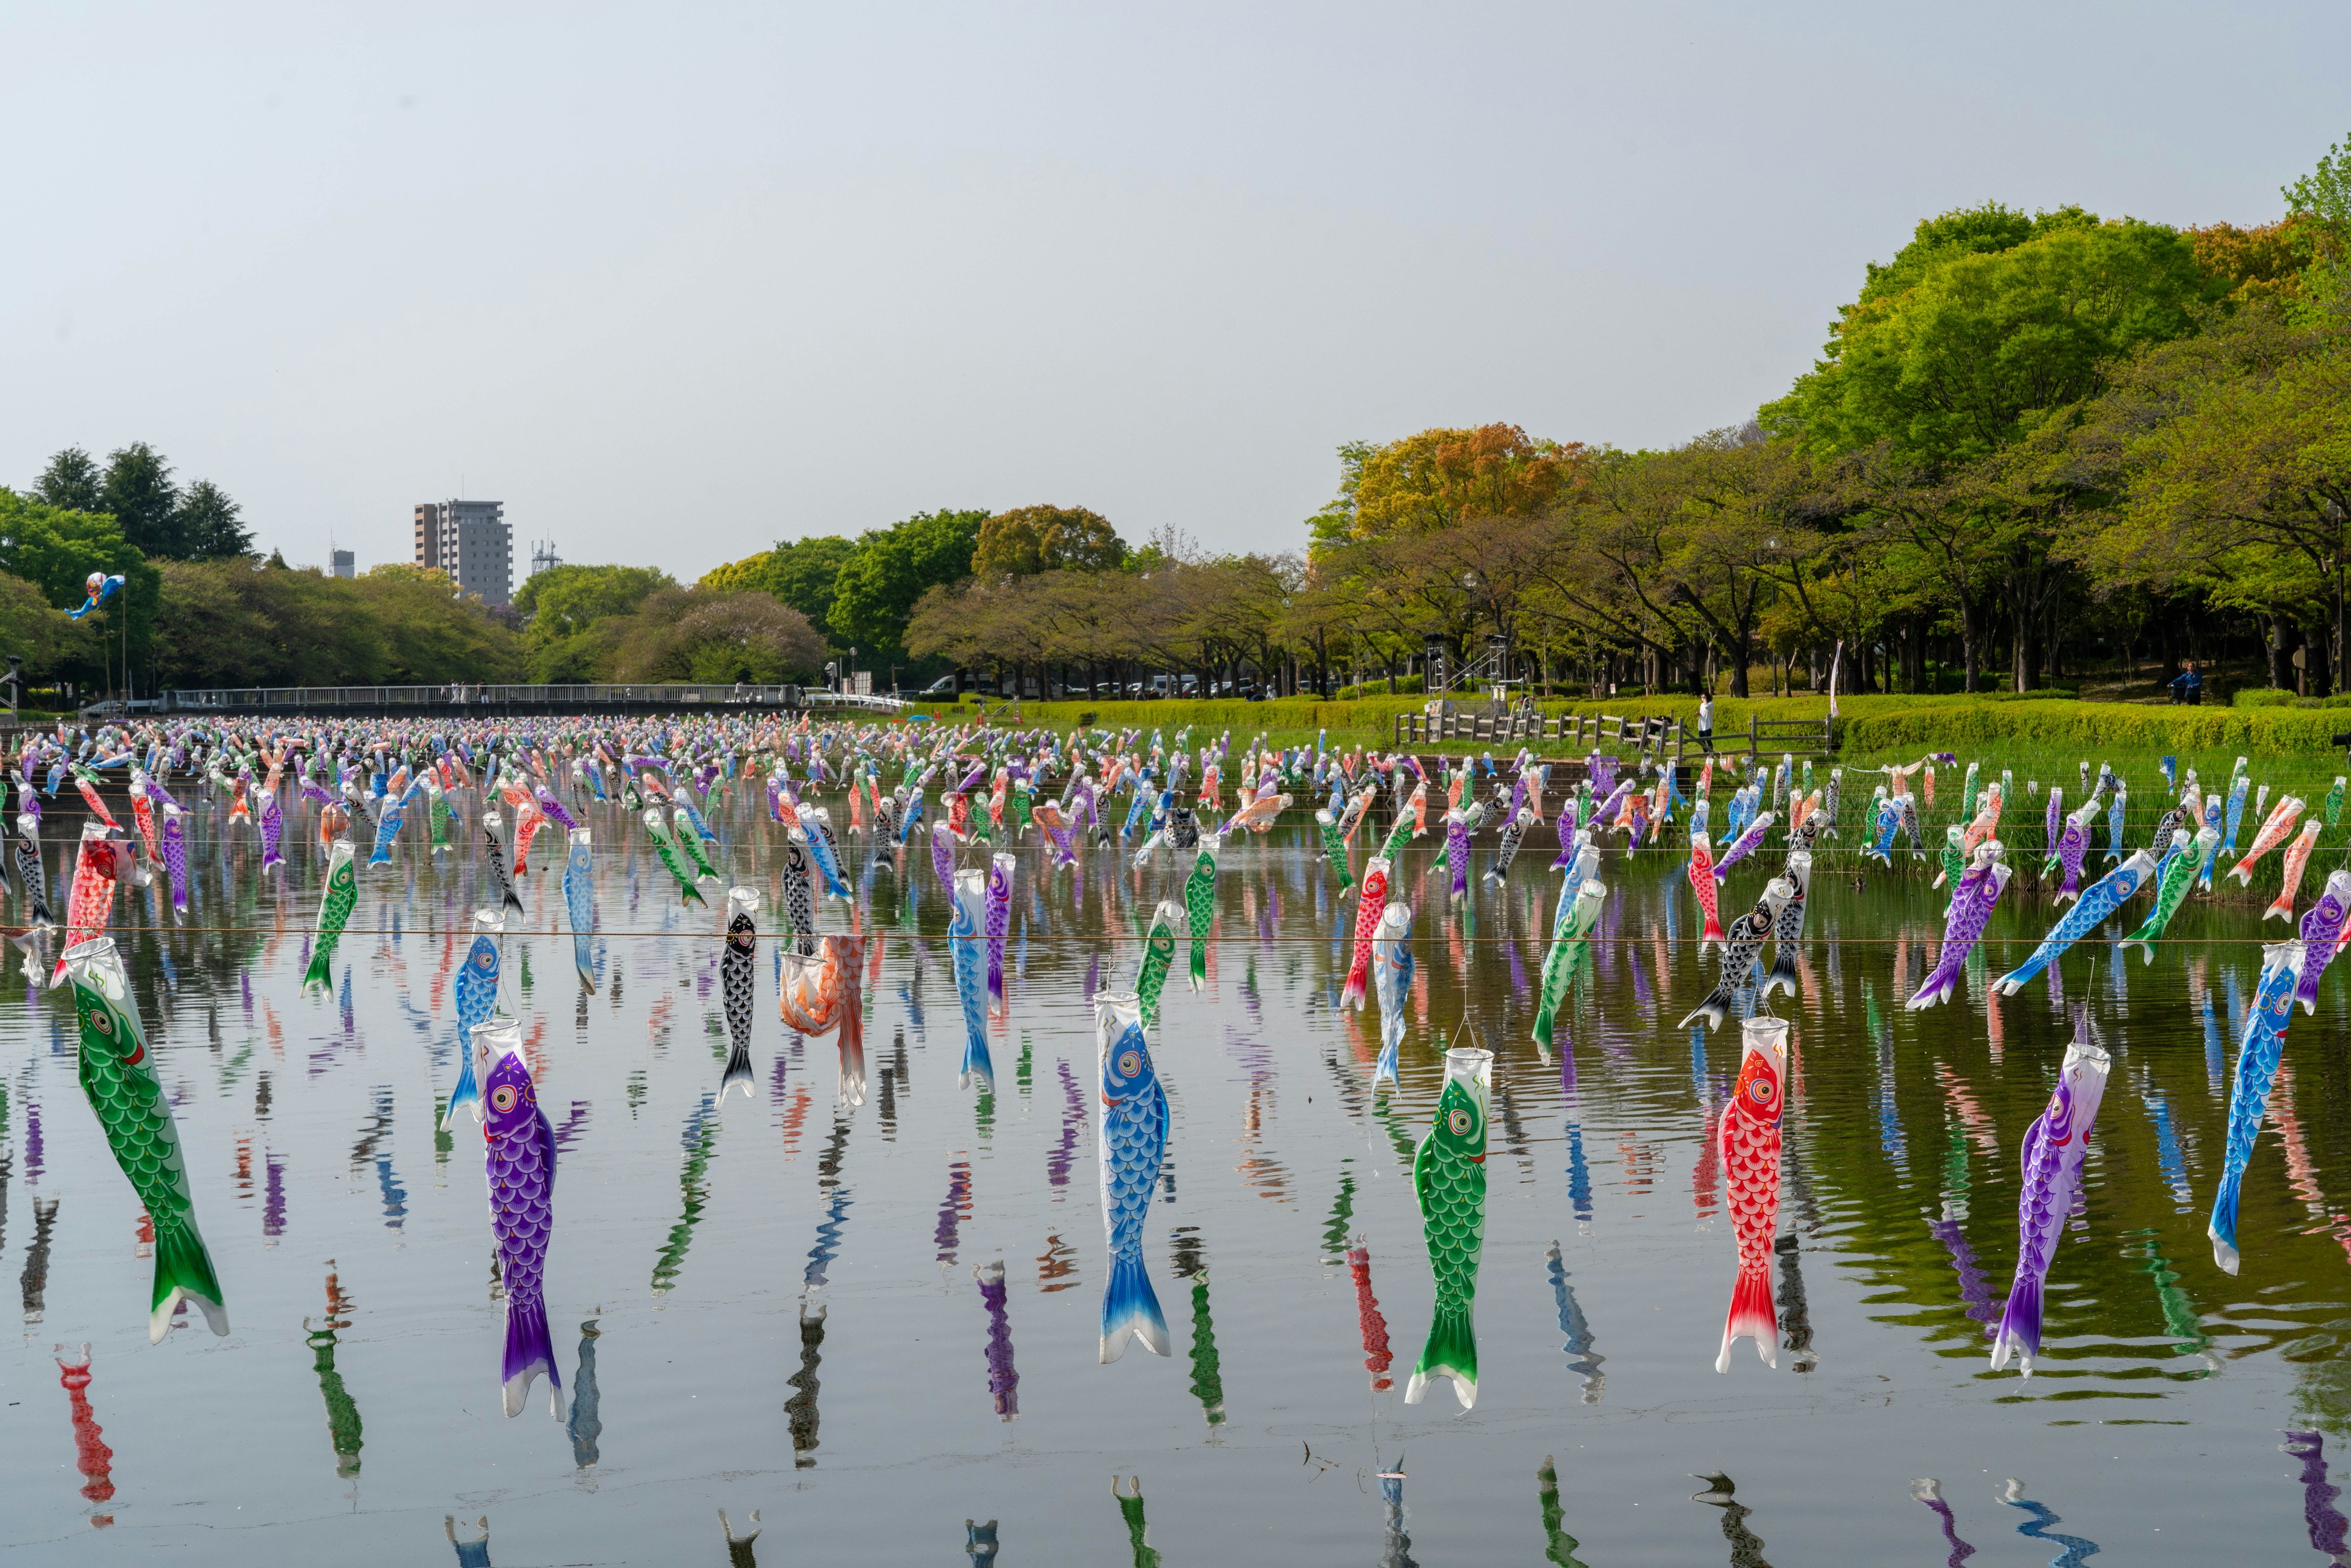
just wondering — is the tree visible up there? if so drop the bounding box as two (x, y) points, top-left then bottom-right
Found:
(1768, 212), (2221, 468)
(102, 442), (182, 558)
(827, 508), (988, 655)
(513, 563), (676, 682)
(0, 571), (83, 680)
(609, 589), (827, 683)
(34, 447), (103, 513)
(971, 505), (1127, 578)
(172, 480), (252, 560)
(699, 535), (857, 636)
(1322, 424), (1591, 540)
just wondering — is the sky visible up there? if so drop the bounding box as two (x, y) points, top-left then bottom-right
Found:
(2, 1), (2345, 580)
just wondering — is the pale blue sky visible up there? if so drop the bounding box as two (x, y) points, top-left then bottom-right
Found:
(2, 1), (2342, 576)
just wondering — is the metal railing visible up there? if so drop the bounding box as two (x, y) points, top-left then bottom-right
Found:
(1394, 708), (1834, 757)
(115, 685), (909, 718)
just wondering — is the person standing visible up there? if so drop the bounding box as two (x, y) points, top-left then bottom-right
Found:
(2169, 662), (2203, 706)
(1697, 692), (1716, 754)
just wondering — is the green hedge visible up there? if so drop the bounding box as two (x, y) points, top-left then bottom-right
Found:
(1331, 675), (1423, 700)
(1837, 698), (2350, 757)
(2232, 688), (2351, 710)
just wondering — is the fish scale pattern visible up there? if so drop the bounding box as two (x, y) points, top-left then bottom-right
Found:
(1100, 1024), (1167, 1264)
(1721, 1093), (1781, 1282)
(1341, 864), (1388, 1009)
(1183, 841), (1218, 989)
(1415, 1096), (1486, 1324)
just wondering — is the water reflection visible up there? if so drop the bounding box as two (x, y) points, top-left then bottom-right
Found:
(303, 1259), (364, 1479)
(54, 1342), (116, 1528)
(1537, 1455), (1589, 1568)
(1998, 1477), (2101, 1567)
(568, 1319), (604, 1477)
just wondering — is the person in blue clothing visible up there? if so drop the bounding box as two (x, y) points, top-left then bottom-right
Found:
(2169, 661), (2203, 705)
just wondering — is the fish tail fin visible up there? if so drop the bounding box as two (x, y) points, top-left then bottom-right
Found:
(1763, 951), (1798, 999)
(502, 1292), (565, 1419)
(1403, 1304), (1478, 1408)
(302, 943), (337, 994)
(1990, 959), (2039, 997)
(1099, 1250), (1169, 1363)
(368, 845), (391, 867)
(1714, 1262), (1777, 1373)
(1677, 989), (1730, 1032)
(2265, 895), (2295, 922)
(680, 882), (707, 909)
(149, 1220), (230, 1343)
(1374, 1037), (1400, 1087)
(1989, 1274), (2041, 1374)
(959, 1032), (995, 1092)
(721, 1040), (756, 1099)
(443, 1051), (482, 1128)
(1189, 940), (1207, 993)
(2209, 1171), (2244, 1275)
(2229, 861), (2253, 887)
(502, 888), (527, 917)
(1700, 914), (1726, 951)
(2117, 932), (2156, 966)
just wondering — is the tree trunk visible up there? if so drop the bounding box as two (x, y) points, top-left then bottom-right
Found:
(2269, 612), (2295, 691)
(1959, 596), (1980, 692)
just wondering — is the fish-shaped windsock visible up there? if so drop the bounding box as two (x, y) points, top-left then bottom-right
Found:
(1341, 857), (1391, 1010)
(2194, 795), (2226, 890)
(950, 869), (994, 1090)
(1933, 823), (1965, 893)
(779, 935), (866, 1106)
(1138, 900), (1181, 1027)
(1688, 831), (1726, 951)
(2267, 818), (2324, 921)
(1095, 991), (1169, 1364)
(54, 824), (123, 987)
(804, 808), (852, 899)
(984, 852), (1014, 1019)
(2210, 940), (2301, 1275)
(1532, 879), (1606, 1057)
(14, 809), (51, 927)
(2044, 795), (2101, 904)
(2330, 776), (2347, 828)
(159, 801), (188, 917)
(1486, 808), (1533, 885)
(1679, 881), (1792, 1032)
(1371, 902), (1414, 1086)
(720, 887), (759, 1099)
(475, 1016), (564, 1419)
(444, 912), (505, 1128)
(2105, 783), (2129, 864)
(563, 828), (596, 993)
(1405, 1046), (1491, 1410)
(1862, 795), (1900, 867)
(1992, 849), (2158, 995)
(482, 810), (528, 917)
(64, 937), (230, 1342)
(302, 839), (358, 992)
(2120, 828), (2205, 962)
(424, 775), (453, 854)
(1990, 1017), (2111, 1375)
(2223, 770), (2250, 858)
(2292, 871), (2351, 1013)
(929, 821), (957, 902)
(1907, 842), (2011, 1010)
(2232, 795), (2304, 886)
(781, 831), (816, 954)
(642, 806), (706, 907)
(672, 806), (720, 883)
(1715, 1015), (1787, 1372)
(1714, 812), (1775, 882)
(367, 782), (409, 867)
(1316, 808), (1354, 893)
(1183, 833), (1220, 991)
(1760, 850), (1810, 1000)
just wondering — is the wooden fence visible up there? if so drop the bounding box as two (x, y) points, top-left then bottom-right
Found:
(1394, 708), (1834, 757)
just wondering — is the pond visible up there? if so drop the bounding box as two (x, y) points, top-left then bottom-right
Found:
(3, 775), (2349, 1565)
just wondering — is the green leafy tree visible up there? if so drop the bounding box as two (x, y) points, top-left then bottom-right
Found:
(514, 563), (675, 680)
(699, 535), (856, 634)
(172, 479), (253, 560)
(0, 571), (83, 681)
(102, 442), (182, 558)
(34, 447), (103, 513)
(971, 506), (1127, 578)
(609, 589), (827, 683)
(827, 508), (988, 656)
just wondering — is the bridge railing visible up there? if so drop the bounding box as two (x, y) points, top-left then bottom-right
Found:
(110, 685), (909, 717)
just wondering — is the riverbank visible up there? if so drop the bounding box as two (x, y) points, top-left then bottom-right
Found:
(909, 691), (2351, 761)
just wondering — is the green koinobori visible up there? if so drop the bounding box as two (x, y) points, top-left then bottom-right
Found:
(1183, 833), (1220, 991)
(1406, 1045), (1491, 1411)
(2121, 828), (2203, 962)
(303, 838), (358, 992)
(66, 937), (230, 1343)
(1138, 899), (1180, 1027)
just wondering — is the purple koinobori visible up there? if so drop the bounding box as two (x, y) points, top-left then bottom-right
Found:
(475, 1015), (564, 1419)
(1989, 1016), (2112, 1375)
(1907, 842), (2011, 1011)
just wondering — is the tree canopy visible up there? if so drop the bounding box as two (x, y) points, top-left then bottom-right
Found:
(826, 508), (988, 655)
(971, 505), (1126, 578)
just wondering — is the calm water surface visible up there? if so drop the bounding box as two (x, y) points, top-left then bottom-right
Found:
(4, 784), (2350, 1565)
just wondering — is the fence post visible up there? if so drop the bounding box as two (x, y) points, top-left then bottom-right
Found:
(1747, 713), (1757, 757)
